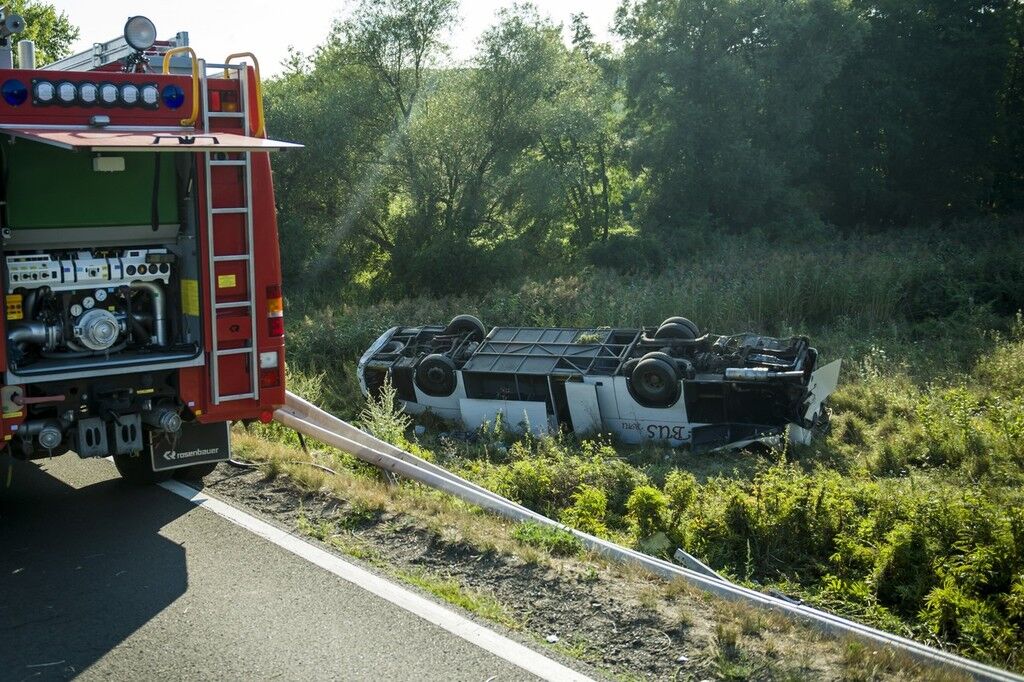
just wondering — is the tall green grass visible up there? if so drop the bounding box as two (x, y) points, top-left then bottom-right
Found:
(277, 220), (1024, 671)
(284, 222), (1024, 418)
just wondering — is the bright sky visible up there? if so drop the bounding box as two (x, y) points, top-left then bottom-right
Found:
(55, 1), (621, 76)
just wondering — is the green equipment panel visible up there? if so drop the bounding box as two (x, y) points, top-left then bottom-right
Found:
(3, 139), (179, 230)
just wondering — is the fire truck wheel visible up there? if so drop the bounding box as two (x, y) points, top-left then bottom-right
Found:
(444, 315), (487, 342)
(113, 451), (173, 485)
(654, 322), (697, 340)
(661, 317), (700, 337)
(415, 354), (458, 397)
(174, 462), (219, 480)
(629, 354), (681, 407)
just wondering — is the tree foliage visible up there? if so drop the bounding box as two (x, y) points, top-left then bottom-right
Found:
(7, 0), (78, 66)
(266, 0), (1024, 297)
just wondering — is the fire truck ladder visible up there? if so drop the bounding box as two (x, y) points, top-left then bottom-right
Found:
(200, 59), (259, 404)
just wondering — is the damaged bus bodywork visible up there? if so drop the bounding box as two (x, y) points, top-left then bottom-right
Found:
(359, 316), (841, 450)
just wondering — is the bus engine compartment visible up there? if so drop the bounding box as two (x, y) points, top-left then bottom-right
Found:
(358, 315), (841, 451)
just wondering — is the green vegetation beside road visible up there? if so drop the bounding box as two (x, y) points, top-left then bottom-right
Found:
(267, 226), (1024, 672)
(259, 0), (1024, 673)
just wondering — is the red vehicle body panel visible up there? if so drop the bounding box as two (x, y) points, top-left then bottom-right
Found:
(0, 59), (294, 450)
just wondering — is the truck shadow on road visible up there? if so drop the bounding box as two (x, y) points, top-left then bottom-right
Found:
(0, 457), (190, 681)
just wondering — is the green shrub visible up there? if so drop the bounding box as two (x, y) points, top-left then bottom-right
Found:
(871, 523), (937, 617)
(976, 316), (1024, 400)
(510, 521), (583, 556)
(358, 377), (411, 446)
(664, 470), (697, 523)
(502, 458), (555, 512)
(627, 485), (669, 539)
(585, 232), (669, 274)
(560, 485), (609, 536)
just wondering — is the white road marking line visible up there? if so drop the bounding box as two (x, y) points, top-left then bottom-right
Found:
(159, 479), (595, 682)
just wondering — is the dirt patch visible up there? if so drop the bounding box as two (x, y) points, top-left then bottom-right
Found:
(198, 462), (953, 681)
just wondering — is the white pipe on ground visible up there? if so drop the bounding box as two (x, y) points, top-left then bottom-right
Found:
(276, 394), (1022, 682)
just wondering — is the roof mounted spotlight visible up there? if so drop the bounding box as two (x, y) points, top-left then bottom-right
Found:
(124, 16), (157, 51)
(0, 10), (25, 42)
(123, 16), (156, 72)
(0, 7), (25, 69)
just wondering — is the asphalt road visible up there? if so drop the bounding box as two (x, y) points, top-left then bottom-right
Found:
(0, 454), (558, 681)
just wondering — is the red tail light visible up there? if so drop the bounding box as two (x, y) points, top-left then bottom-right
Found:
(260, 367), (280, 389)
(267, 284), (284, 337)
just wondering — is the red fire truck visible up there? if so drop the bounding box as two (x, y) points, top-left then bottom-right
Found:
(0, 15), (300, 483)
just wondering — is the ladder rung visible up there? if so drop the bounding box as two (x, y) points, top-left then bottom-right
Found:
(210, 160), (247, 166)
(208, 112), (246, 118)
(214, 254), (251, 262)
(218, 393), (256, 401)
(215, 301), (252, 310)
(216, 347), (253, 357)
(211, 207), (248, 215)
(205, 63), (245, 71)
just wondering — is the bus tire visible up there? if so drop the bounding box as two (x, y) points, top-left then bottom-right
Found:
(444, 315), (487, 342)
(661, 317), (700, 337)
(629, 354), (681, 407)
(415, 354), (458, 397)
(654, 322), (696, 340)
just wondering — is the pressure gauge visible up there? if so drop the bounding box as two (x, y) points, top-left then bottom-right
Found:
(82, 296), (95, 310)
(95, 289), (108, 302)
(70, 304), (83, 317)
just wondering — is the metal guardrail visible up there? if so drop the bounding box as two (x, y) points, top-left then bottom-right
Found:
(276, 391), (1023, 682)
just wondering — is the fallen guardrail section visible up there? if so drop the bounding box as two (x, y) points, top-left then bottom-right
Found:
(276, 391), (1022, 682)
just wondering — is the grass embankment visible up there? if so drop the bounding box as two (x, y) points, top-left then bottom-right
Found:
(268, 223), (1024, 672)
(230, 430), (957, 681)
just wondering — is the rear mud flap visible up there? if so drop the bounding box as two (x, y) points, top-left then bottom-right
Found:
(150, 421), (230, 472)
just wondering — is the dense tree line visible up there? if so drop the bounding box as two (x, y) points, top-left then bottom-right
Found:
(265, 0), (1024, 297)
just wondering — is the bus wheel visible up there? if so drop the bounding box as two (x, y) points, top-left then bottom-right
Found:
(174, 462), (219, 480)
(629, 354), (681, 407)
(661, 317), (700, 337)
(654, 322), (696, 340)
(113, 450), (173, 485)
(444, 315), (487, 342)
(415, 354), (458, 397)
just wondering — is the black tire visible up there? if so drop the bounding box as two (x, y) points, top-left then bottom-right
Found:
(415, 353), (458, 397)
(381, 340), (406, 354)
(174, 462), (219, 480)
(661, 317), (700, 337)
(113, 450), (173, 485)
(444, 314), (487, 342)
(629, 354), (681, 407)
(654, 322), (697, 340)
